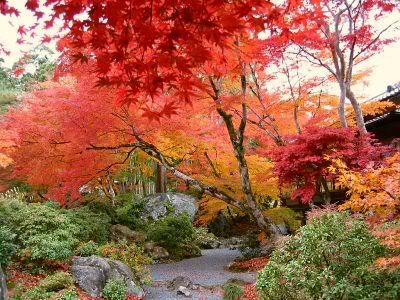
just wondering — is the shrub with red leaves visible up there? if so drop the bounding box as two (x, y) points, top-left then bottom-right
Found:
(227, 256), (269, 272)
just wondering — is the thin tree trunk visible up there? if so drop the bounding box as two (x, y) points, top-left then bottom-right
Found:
(338, 81), (348, 128)
(346, 87), (367, 133)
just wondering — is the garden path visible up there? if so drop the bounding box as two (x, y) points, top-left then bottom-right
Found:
(144, 248), (256, 299)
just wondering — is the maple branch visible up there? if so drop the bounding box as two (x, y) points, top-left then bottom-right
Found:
(88, 139), (246, 210)
(353, 20), (399, 61)
(204, 151), (221, 178)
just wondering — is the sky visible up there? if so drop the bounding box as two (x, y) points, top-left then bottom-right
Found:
(0, 3), (399, 98)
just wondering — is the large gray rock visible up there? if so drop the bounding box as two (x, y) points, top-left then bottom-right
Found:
(0, 265), (8, 300)
(142, 193), (198, 220)
(71, 256), (144, 298)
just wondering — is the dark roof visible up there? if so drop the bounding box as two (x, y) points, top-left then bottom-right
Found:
(364, 81), (400, 126)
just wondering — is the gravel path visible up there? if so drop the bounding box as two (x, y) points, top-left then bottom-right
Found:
(144, 248), (256, 300)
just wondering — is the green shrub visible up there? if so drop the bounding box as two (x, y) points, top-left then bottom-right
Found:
(257, 212), (400, 300)
(37, 271), (74, 292)
(0, 197), (111, 262)
(0, 224), (18, 267)
(65, 206), (111, 244)
(223, 282), (243, 300)
(103, 279), (127, 300)
(148, 213), (195, 249)
(75, 241), (99, 257)
(11, 203), (80, 261)
(99, 241), (152, 283)
(263, 207), (300, 233)
(115, 194), (147, 230)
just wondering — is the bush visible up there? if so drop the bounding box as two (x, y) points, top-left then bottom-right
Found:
(0, 224), (18, 267)
(263, 207), (300, 233)
(37, 271), (74, 292)
(148, 213), (195, 249)
(75, 241), (99, 257)
(65, 206), (111, 244)
(223, 282), (244, 300)
(99, 241), (152, 283)
(115, 193), (147, 230)
(0, 198), (111, 262)
(11, 203), (80, 261)
(257, 212), (400, 300)
(103, 279), (127, 300)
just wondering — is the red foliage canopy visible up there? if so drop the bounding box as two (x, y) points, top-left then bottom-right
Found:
(269, 126), (388, 203)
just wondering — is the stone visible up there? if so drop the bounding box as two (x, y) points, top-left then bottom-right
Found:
(151, 246), (169, 259)
(168, 276), (193, 290)
(177, 286), (191, 297)
(71, 265), (106, 297)
(110, 224), (147, 243)
(71, 255), (144, 298)
(142, 193), (198, 221)
(144, 241), (156, 252)
(0, 265), (8, 300)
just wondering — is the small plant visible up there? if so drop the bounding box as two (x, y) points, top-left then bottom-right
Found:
(60, 289), (79, 300)
(99, 241), (152, 283)
(223, 282), (243, 300)
(192, 226), (218, 249)
(103, 279), (127, 300)
(75, 241), (99, 257)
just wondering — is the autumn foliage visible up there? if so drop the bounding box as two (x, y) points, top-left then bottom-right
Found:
(269, 126), (387, 203)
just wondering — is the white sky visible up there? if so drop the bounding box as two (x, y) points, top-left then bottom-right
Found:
(0, 4), (399, 98)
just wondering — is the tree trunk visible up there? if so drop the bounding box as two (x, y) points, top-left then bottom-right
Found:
(155, 163), (166, 193)
(320, 178), (332, 205)
(234, 144), (280, 236)
(0, 264), (8, 300)
(346, 87), (367, 133)
(338, 81), (348, 128)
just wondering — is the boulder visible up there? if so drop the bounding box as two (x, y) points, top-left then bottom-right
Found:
(0, 265), (8, 300)
(71, 255), (144, 298)
(142, 193), (198, 220)
(110, 224), (147, 243)
(150, 246), (169, 260)
(144, 241), (156, 252)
